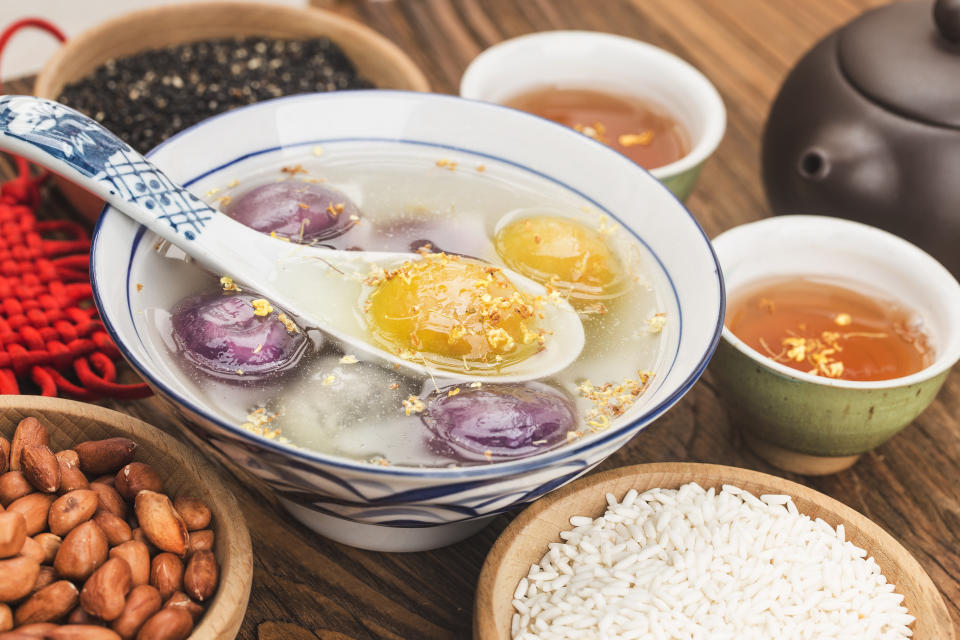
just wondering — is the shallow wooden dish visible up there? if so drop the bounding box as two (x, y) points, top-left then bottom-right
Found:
(0, 396), (253, 640)
(475, 462), (954, 640)
(32, 1), (430, 218)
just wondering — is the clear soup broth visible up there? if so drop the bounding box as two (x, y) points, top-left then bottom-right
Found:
(138, 142), (674, 468)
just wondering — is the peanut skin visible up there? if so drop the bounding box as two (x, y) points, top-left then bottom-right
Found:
(0, 439), (9, 477)
(32, 533), (61, 564)
(161, 592), (203, 623)
(110, 541), (150, 587)
(74, 438), (137, 477)
(185, 530), (213, 556)
(0, 555), (40, 602)
(20, 445), (59, 494)
(9, 418), (49, 473)
(182, 550), (218, 603)
(93, 511), (131, 547)
(48, 490), (99, 538)
(54, 520), (108, 583)
(90, 484), (126, 521)
(133, 493), (187, 557)
(133, 608), (192, 640)
(0, 473), (33, 508)
(111, 585), (161, 640)
(55, 451), (89, 494)
(148, 554), (182, 602)
(28, 566), (56, 596)
(14, 580), (78, 625)
(114, 464), (162, 504)
(80, 557), (132, 621)
(7, 494), (55, 537)
(0, 513), (26, 559)
(46, 625), (123, 640)
(171, 498), (210, 532)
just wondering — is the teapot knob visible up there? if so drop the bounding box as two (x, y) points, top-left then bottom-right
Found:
(935, 0), (960, 43)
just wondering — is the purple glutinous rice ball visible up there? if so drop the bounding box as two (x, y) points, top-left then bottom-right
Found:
(171, 292), (308, 381)
(421, 382), (576, 462)
(226, 181), (359, 242)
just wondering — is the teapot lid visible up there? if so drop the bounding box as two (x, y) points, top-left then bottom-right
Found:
(838, 0), (960, 128)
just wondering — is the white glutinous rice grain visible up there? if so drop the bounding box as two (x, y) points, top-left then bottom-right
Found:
(511, 482), (914, 640)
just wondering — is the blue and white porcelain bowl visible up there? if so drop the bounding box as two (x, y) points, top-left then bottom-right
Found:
(90, 91), (723, 551)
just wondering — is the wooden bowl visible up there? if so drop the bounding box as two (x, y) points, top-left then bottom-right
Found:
(32, 1), (430, 219)
(0, 395), (253, 639)
(475, 462), (954, 640)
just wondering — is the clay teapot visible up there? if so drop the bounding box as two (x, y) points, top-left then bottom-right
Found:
(762, 0), (960, 276)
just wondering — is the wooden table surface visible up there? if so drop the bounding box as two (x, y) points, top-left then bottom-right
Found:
(4, 0), (959, 637)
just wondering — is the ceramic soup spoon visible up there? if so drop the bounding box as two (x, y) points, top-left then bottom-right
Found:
(0, 95), (585, 382)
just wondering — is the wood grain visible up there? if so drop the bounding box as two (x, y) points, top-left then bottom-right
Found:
(475, 463), (954, 639)
(0, 396), (253, 640)
(2, 0), (957, 638)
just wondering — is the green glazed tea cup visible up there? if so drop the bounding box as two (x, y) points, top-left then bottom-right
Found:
(711, 216), (960, 475)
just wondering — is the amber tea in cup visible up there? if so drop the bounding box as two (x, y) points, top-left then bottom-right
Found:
(725, 276), (932, 382)
(503, 86), (690, 170)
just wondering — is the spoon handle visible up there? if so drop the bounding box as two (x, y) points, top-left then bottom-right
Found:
(0, 95), (224, 246)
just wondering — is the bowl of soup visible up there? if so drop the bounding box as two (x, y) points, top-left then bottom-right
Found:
(90, 91), (724, 551)
(711, 216), (960, 475)
(459, 31), (726, 201)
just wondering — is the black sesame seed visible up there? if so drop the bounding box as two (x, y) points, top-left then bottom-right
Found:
(58, 35), (373, 153)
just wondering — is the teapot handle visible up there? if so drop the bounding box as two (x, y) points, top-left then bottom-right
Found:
(935, 0), (960, 43)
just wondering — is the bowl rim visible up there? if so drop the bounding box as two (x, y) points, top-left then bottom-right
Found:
(714, 214), (960, 389)
(90, 89), (725, 479)
(458, 29), (727, 180)
(0, 395), (253, 640)
(32, 0), (431, 98)
(473, 461), (954, 640)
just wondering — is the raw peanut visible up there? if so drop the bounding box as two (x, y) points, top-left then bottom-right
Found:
(49, 490), (99, 537)
(20, 445), (59, 494)
(28, 566), (56, 595)
(0, 603), (10, 631)
(67, 607), (97, 625)
(0, 439), (9, 476)
(46, 626), (122, 640)
(0, 473), (33, 507)
(54, 521), (108, 582)
(160, 593), (202, 623)
(170, 498), (209, 532)
(32, 533), (61, 564)
(185, 530), (213, 555)
(93, 512), (131, 547)
(90, 485), (126, 521)
(1, 621), (57, 637)
(0, 513), (25, 558)
(182, 550), (217, 603)
(114, 465), (162, 504)
(80, 558), (132, 621)
(14, 580), (78, 625)
(7, 494), (55, 536)
(132, 608), (192, 640)
(74, 439), (136, 478)
(133, 493), (186, 557)
(0, 555), (40, 601)
(18, 537), (44, 565)
(92, 476), (115, 488)
(10, 418), (49, 473)
(147, 555), (182, 602)
(109, 541), (149, 587)
(110, 585), (161, 640)
(55, 452), (88, 494)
